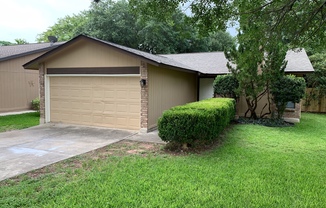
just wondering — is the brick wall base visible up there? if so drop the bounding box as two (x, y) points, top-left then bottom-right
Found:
(39, 64), (45, 124)
(140, 61), (149, 131)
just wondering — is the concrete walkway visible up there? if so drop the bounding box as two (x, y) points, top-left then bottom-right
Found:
(127, 130), (165, 144)
(0, 123), (164, 181)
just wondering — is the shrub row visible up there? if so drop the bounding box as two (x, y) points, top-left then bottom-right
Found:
(158, 98), (236, 146)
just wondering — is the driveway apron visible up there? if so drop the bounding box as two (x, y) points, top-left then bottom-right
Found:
(0, 123), (135, 181)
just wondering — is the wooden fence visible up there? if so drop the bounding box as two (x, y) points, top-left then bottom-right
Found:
(301, 88), (326, 113)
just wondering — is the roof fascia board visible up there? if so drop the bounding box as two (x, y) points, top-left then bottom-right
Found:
(23, 35), (161, 69)
(157, 63), (198, 74)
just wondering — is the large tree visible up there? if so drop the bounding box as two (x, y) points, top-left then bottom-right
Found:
(0, 41), (13, 46)
(37, 12), (88, 42)
(128, 0), (326, 50)
(223, 0), (288, 118)
(14, 38), (28, 45)
(38, 0), (235, 54)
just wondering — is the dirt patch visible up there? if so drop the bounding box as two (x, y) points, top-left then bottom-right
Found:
(1, 140), (165, 185)
(2, 139), (224, 185)
(105, 140), (163, 156)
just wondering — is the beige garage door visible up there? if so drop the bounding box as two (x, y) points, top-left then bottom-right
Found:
(49, 76), (140, 130)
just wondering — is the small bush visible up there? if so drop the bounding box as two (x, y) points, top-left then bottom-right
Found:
(31, 98), (40, 111)
(158, 98), (235, 147)
(213, 74), (239, 98)
(270, 75), (306, 118)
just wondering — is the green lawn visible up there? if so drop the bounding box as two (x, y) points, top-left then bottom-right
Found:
(1, 113), (325, 207)
(0, 112), (40, 133)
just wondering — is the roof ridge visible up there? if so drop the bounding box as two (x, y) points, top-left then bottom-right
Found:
(0, 41), (65, 47)
(160, 51), (225, 56)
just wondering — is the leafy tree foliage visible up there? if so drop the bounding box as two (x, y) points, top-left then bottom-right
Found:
(14, 38), (28, 44)
(225, 1), (288, 119)
(38, 0), (235, 54)
(213, 74), (239, 99)
(37, 12), (88, 42)
(81, 0), (140, 49)
(271, 75), (306, 118)
(0, 41), (13, 46)
(128, 0), (326, 49)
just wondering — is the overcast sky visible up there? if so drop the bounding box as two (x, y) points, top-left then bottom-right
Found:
(0, 0), (237, 44)
(0, 0), (92, 43)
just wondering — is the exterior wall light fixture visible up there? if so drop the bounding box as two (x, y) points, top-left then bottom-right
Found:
(140, 79), (146, 87)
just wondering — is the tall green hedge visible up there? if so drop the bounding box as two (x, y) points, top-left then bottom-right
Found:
(158, 98), (235, 145)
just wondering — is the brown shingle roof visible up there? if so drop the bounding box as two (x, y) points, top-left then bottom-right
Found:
(0, 42), (64, 62)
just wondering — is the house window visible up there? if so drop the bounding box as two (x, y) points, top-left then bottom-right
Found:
(286, 101), (295, 109)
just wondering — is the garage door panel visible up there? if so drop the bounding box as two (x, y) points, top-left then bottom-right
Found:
(104, 90), (116, 99)
(93, 90), (104, 98)
(50, 76), (140, 130)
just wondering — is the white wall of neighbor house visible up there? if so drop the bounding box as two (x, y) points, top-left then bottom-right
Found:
(199, 78), (215, 100)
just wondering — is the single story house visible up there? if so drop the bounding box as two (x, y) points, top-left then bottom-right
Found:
(0, 42), (63, 112)
(24, 35), (314, 131)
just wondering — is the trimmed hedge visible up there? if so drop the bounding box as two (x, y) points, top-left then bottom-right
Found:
(158, 98), (236, 145)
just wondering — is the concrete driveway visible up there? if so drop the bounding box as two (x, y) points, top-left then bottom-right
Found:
(0, 123), (135, 181)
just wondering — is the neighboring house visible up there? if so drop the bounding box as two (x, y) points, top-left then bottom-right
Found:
(24, 35), (313, 131)
(0, 42), (63, 113)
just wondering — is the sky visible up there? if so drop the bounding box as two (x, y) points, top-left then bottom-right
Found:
(0, 0), (237, 44)
(0, 0), (92, 43)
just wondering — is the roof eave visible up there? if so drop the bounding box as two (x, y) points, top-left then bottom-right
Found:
(0, 45), (60, 63)
(285, 70), (314, 74)
(23, 35), (163, 70)
(158, 63), (198, 74)
(23, 36), (89, 69)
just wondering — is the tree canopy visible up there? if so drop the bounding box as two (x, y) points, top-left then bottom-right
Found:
(14, 38), (28, 45)
(0, 41), (13, 46)
(129, 0), (325, 50)
(37, 12), (88, 42)
(37, 0), (235, 54)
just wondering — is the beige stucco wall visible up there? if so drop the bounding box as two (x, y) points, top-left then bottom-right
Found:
(237, 92), (301, 121)
(148, 65), (197, 129)
(237, 93), (272, 117)
(45, 39), (140, 69)
(0, 52), (44, 112)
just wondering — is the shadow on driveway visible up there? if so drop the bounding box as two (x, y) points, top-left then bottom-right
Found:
(0, 123), (135, 181)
